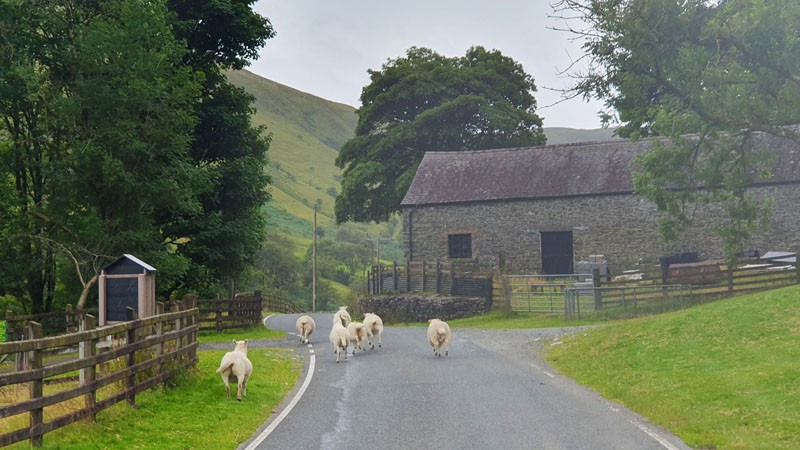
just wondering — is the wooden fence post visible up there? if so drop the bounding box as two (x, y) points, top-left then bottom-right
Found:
(727, 264), (735, 297)
(125, 308), (138, 408)
(28, 321), (44, 447)
(80, 314), (97, 421)
(406, 259), (411, 293)
(393, 262), (399, 292)
(254, 291), (262, 327)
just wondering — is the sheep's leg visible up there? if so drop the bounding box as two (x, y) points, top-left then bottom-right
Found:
(444, 338), (450, 356)
(378, 332), (382, 348)
(236, 381), (243, 401)
(223, 377), (231, 399)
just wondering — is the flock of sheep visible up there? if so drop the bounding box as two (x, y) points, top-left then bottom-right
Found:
(215, 307), (452, 400)
(305, 306), (451, 362)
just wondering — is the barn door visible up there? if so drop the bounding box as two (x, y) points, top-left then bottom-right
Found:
(541, 231), (574, 275)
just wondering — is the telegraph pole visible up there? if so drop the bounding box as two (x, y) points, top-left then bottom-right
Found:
(312, 205), (317, 312)
(367, 236), (392, 294)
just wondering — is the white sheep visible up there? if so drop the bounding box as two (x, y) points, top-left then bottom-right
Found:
(216, 339), (253, 400)
(329, 314), (350, 363)
(333, 306), (352, 328)
(363, 312), (384, 349)
(427, 319), (451, 357)
(347, 321), (367, 354)
(295, 315), (315, 344)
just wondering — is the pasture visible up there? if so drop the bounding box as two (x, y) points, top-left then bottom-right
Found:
(545, 284), (800, 450)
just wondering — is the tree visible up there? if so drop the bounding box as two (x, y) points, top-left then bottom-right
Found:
(0, 0), (202, 312)
(166, 0), (275, 292)
(554, 0), (800, 259)
(335, 46), (546, 224)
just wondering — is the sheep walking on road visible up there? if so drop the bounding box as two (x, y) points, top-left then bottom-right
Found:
(363, 312), (384, 349)
(347, 321), (368, 354)
(329, 314), (350, 363)
(334, 306), (352, 328)
(427, 319), (451, 357)
(295, 315), (315, 344)
(216, 339), (253, 401)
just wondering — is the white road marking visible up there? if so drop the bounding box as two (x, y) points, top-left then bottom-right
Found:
(244, 344), (315, 450)
(628, 419), (682, 450)
(529, 363), (555, 378)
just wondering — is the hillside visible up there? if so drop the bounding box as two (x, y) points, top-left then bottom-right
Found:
(226, 69), (618, 256)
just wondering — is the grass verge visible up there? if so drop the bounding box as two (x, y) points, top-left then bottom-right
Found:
(7, 348), (301, 450)
(197, 322), (285, 343)
(545, 284), (800, 450)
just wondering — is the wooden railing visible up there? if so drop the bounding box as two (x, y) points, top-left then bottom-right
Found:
(0, 302), (198, 448)
(367, 260), (494, 302)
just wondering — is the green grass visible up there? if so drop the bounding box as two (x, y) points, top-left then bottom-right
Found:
(545, 284), (800, 450)
(9, 348), (300, 450)
(197, 324), (285, 343)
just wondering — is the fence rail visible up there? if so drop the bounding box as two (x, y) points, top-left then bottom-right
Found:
(564, 284), (693, 320)
(0, 301), (198, 448)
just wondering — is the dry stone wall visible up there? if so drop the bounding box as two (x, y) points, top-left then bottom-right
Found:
(357, 294), (491, 323)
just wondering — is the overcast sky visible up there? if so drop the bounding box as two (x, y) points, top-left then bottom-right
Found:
(250, 0), (606, 129)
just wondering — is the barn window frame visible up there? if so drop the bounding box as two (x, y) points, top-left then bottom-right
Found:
(448, 233), (473, 259)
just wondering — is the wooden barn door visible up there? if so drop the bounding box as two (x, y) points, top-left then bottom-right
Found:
(541, 231), (574, 274)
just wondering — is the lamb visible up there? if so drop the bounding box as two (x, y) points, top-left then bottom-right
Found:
(362, 312), (384, 349)
(329, 314), (350, 363)
(216, 339), (253, 401)
(427, 318), (451, 357)
(333, 306), (352, 328)
(347, 321), (367, 354)
(295, 315), (315, 344)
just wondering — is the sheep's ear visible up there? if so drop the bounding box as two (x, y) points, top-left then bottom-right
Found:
(232, 339), (237, 346)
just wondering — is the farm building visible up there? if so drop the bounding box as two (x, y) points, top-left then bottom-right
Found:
(399, 131), (800, 275)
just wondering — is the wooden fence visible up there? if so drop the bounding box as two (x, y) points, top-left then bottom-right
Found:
(3, 306), (99, 341)
(195, 291), (303, 332)
(367, 260), (494, 302)
(0, 301), (198, 447)
(503, 257), (799, 318)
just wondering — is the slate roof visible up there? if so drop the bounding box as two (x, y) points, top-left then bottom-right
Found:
(400, 132), (800, 206)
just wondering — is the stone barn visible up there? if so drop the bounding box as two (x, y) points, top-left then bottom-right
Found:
(400, 132), (800, 275)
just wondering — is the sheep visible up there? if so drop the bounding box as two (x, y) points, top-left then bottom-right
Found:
(295, 315), (315, 344)
(333, 306), (352, 328)
(427, 319), (451, 357)
(347, 321), (368, 354)
(363, 312), (384, 349)
(329, 314), (350, 363)
(216, 339), (253, 401)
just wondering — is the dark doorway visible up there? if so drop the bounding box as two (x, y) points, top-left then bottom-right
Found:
(541, 231), (574, 274)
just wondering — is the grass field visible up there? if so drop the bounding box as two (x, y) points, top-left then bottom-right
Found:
(5, 346), (300, 450)
(545, 284), (800, 450)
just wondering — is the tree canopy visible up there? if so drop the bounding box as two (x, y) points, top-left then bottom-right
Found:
(335, 46), (546, 224)
(554, 0), (800, 258)
(0, 0), (274, 312)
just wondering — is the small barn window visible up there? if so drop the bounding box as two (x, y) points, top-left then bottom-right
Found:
(448, 234), (472, 259)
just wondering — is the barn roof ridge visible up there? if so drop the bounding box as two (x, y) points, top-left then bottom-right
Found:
(401, 131), (800, 206)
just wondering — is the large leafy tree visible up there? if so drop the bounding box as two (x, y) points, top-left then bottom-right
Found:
(166, 0), (275, 293)
(554, 0), (800, 258)
(335, 46), (546, 224)
(0, 0), (201, 312)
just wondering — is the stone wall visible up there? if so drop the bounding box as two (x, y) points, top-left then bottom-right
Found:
(357, 294), (491, 323)
(402, 184), (800, 274)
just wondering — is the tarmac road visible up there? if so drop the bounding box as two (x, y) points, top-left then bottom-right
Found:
(237, 313), (691, 450)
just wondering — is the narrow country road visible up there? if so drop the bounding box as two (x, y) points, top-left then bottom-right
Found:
(238, 313), (691, 450)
